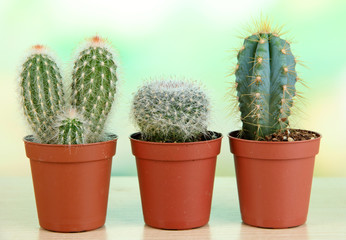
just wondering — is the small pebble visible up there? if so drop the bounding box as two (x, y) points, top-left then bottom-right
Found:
(311, 137), (315, 140)
(288, 137), (294, 142)
(272, 138), (278, 141)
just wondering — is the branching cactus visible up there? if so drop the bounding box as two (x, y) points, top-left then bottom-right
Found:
(19, 36), (118, 144)
(71, 36), (118, 143)
(132, 79), (210, 142)
(20, 45), (65, 143)
(233, 20), (298, 140)
(56, 108), (85, 145)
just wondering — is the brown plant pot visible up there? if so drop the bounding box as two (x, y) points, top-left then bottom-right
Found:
(228, 130), (321, 229)
(130, 132), (222, 230)
(23, 135), (117, 233)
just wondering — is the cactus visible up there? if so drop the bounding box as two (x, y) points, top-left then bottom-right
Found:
(56, 108), (85, 145)
(131, 79), (210, 142)
(20, 45), (65, 143)
(71, 36), (118, 143)
(19, 36), (118, 145)
(233, 20), (298, 140)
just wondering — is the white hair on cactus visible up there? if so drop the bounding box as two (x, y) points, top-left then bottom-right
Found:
(70, 35), (119, 143)
(53, 107), (88, 145)
(18, 46), (65, 144)
(131, 77), (210, 142)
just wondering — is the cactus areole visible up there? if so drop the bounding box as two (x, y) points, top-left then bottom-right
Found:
(234, 26), (298, 140)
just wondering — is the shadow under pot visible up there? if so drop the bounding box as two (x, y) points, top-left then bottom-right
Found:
(130, 131), (222, 230)
(228, 130), (321, 229)
(23, 134), (117, 233)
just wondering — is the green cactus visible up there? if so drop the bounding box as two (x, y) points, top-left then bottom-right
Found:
(132, 79), (210, 142)
(19, 36), (118, 145)
(233, 21), (298, 140)
(20, 45), (65, 143)
(71, 36), (117, 143)
(57, 108), (85, 145)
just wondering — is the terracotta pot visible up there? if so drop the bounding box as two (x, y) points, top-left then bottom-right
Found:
(228, 130), (321, 228)
(130, 132), (222, 230)
(23, 135), (117, 233)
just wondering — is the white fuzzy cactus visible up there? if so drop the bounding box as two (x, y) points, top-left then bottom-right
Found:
(131, 79), (210, 142)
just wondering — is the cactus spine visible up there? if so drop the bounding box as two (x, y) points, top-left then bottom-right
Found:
(71, 36), (117, 142)
(20, 45), (64, 143)
(132, 79), (210, 142)
(234, 21), (298, 140)
(57, 108), (85, 145)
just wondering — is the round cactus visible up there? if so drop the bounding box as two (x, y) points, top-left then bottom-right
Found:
(56, 108), (85, 145)
(71, 36), (117, 143)
(132, 79), (210, 142)
(233, 19), (298, 140)
(20, 45), (65, 143)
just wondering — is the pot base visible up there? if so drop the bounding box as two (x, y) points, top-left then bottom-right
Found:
(242, 216), (307, 229)
(40, 221), (105, 233)
(145, 218), (209, 230)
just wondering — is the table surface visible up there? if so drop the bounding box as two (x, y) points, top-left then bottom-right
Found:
(0, 177), (345, 240)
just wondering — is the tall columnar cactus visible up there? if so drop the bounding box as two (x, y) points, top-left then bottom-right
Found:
(71, 36), (118, 142)
(20, 45), (65, 143)
(132, 79), (210, 142)
(56, 108), (85, 145)
(234, 21), (298, 140)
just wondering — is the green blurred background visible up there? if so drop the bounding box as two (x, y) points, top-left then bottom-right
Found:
(1, 0), (345, 177)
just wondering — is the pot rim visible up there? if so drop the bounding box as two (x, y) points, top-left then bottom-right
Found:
(129, 131), (222, 146)
(228, 129), (321, 144)
(23, 133), (118, 148)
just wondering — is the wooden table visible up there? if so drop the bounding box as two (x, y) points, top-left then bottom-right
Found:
(0, 177), (345, 239)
